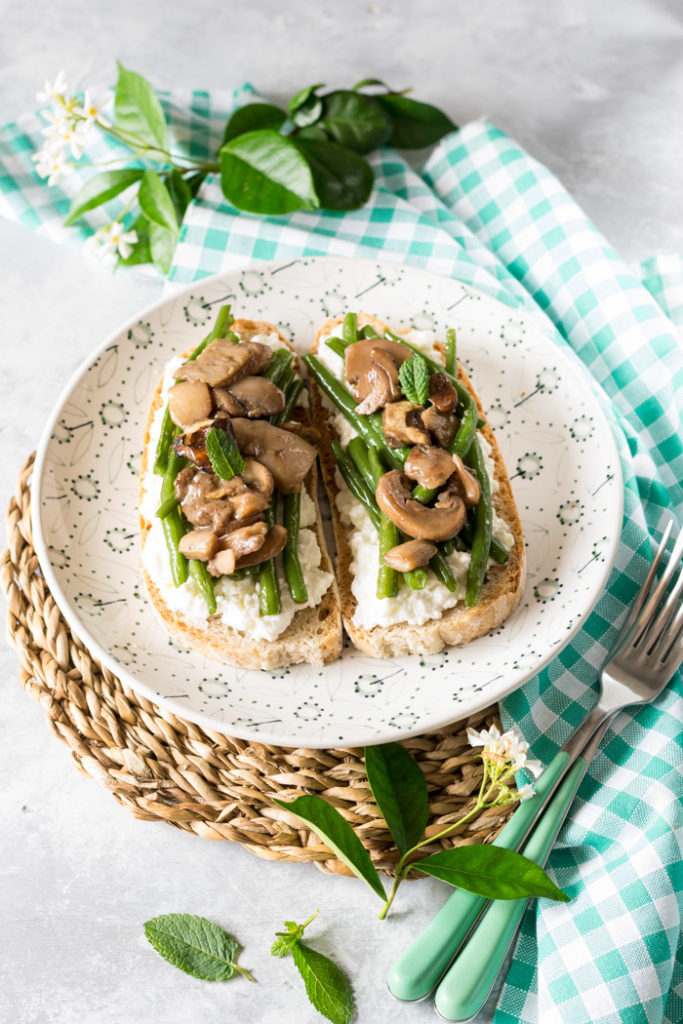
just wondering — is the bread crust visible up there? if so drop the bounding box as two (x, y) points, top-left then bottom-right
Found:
(139, 319), (342, 670)
(309, 313), (527, 658)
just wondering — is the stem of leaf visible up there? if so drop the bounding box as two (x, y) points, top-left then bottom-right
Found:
(231, 963), (256, 983)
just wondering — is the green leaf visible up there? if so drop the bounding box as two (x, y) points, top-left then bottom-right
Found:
(378, 95), (456, 149)
(273, 794), (385, 900)
(139, 169), (178, 232)
(114, 61), (168, 151)
(148, 222), (177, 275)
(64, 168), (145, 226)
(352, 77), (391, 93)
(364, 743), (428, 855)
(220, 130), (319, 215)
(288, 83), (325, 115)
(143, 914), (253, 981)
(166, 170), (193, 224)
(292, 943), (355, 1024)
(206, 425), (245, 480)
(291, 96), (323, 129)
(116, 214), (151, 268)
(295, 124), (329, 143)
(399, 354), (430, 405)
(417, 846), (570, 902)
(221, 102), (287, 146)
(319, 90), (393, 154)
(294, 139), (373, 211)
(271, 918), (308, 958)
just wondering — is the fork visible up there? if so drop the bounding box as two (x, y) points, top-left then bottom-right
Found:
(388, 517), (683, 1019)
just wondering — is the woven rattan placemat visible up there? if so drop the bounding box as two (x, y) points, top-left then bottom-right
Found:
(2, 454), (513, 877)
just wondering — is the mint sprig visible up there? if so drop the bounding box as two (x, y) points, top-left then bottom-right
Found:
(206, 425), (245, 479)
(143, 913), (254, 982)
(272, 912), (355, 1024)
(398, 353), (430, 405)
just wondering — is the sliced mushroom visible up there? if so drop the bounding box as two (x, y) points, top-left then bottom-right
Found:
(172, 416), (232, 472)
(382, 401), (431, 448)
(421, 404), (459, 449)
(213, 376), (285, 419)
(175, 463), (270, 532)
(231, 418), (316, 493)
(375, 471), (466, 541)
(428, 372), (458, 413)
(167, 381), (213, 430)
(174, 339), (271, 387)
(205, 458), (274, 501)
(383, 538), (436, 571)
(235, 524), (288, 568)
(221, 521), (268, 557)
(280, 421), (321, 445)
(355, 349), (402, 415)
(451, 452), (481, 507)
(178, 528), (219, 561)
(207, 548), (236, 577)
(345, 338), (410, 402)
(404, 445), (456, 490)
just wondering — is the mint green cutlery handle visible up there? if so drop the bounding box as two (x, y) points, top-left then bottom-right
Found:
(387, 750), (570, 1002)
(433, 757), (587, 1022)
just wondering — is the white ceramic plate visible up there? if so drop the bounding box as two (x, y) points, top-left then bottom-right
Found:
(33, 257), (622, 748)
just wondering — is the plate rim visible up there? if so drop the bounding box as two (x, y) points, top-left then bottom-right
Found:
(32, 256), (624, 748)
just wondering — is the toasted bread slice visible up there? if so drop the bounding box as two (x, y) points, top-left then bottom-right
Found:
(309, 313), (526, 658)
(140, 319), (342, 669)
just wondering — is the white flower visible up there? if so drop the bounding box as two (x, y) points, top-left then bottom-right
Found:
(85, 222), (138, 264)
(36, 70), (68, 106)
(74, 89), (110, 129)
(467, 724), (543, 777)
(518, 784), (536, 801)
(32, 141), (67, 185)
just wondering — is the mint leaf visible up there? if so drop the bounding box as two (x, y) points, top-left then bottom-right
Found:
(272, 913), (355, 1024)
(206, 425), (245, 480)
(398, 354), (430, 405)
(292, 943), (355, 1024)
(364, 743), (428, 855)
(273, 794), (385, 900)
(417, 846), (570, 902)
(114, 62), (168, 151)
(143, 913), (254, 981)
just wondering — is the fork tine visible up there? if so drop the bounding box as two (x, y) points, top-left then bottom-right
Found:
(659, 588), (683, 663)
(644, 558), (683, 654)
(632, 520), (683, 646)
(617, 519), (672, 639)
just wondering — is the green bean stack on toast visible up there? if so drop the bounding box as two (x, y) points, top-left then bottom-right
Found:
(139, 306), (342, 670)
(304, 312), (526, 659)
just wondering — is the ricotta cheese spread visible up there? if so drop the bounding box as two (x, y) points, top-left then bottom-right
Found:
(316, 325), (514, 629)
(140, 331), (334, 642)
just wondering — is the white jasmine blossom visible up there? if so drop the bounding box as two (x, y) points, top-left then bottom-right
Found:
(75, 90), (110, 129)
(84, 221), (138, 263)
(467, 724), (543, 778)
(32, 142), (68, 185)
(518, 784), (536, 801)
(36, 71), (69, 106)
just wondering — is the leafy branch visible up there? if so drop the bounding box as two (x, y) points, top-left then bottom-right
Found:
(34, 66), (457, 274)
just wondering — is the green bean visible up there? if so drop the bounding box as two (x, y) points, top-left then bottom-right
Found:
(274, 379), (305, 426)
(258, 502), (281, 616)
(227, 568), (248, 581)
(445, 328), (457, 376)
(262, 347), (293, 385)
(477, 417), (487, 429)
(331, 440), (381, 529)
(405, 567), (428, 590)
(464, 437), (492, 606)
(283, 491), (308, 604)
(360, 324), (380, 339)
(152, 304), (233, 476)
(342, 312), (358, 345)
(155, 491), (180, 519)
(347, 436), (375, 492)
(377, 517), (399, 598)
(325, 336), (348, 360)
(153, 407), (177, 476)
(490, 536), (509, 564)
(442, 538), (456, 556)
(189, 558), (217, 614)
(159, 452), (188, 585)
(430, 550), (457, 592)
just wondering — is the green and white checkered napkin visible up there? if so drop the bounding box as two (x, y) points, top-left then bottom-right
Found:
(1, 84), (682, 1023)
